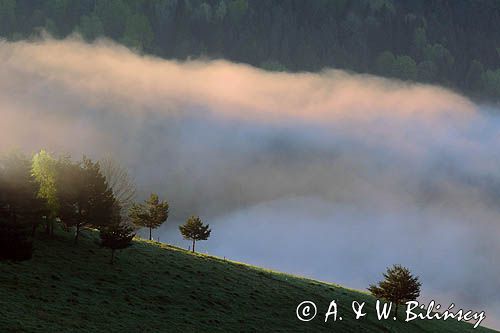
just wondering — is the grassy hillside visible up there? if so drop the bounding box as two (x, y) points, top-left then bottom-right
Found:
(0, 229), (496, 332)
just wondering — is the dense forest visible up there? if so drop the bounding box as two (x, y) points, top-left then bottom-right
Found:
(1, 0), (499, 101)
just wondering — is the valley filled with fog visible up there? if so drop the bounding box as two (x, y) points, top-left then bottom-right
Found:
(1, 37), (499, 329)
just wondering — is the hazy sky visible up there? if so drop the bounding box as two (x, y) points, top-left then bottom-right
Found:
(0, 37), (499, 329)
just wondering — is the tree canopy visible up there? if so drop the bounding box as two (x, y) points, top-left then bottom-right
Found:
(0, 151), (46, 260)
(129, 193), (169, 240)
(56, 156), (115, 243)
(32, 150), (60, 235)
(0, 0), (499, 101)
(179, 215), (211, 253)
(368, 264), (421, 317)
(100, 221), (135, 264)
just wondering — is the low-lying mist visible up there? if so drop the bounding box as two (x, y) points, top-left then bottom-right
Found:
(0, 37), (499, 329)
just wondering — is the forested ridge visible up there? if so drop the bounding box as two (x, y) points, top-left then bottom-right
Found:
(1, 0), (500, 101)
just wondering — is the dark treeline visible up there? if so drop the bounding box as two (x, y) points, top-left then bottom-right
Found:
(0, 0), (499, 101)
(0, 150), (210, 263)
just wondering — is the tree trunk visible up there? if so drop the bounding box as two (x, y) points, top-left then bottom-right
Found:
(50, 220), (54, 237)
(149, 227), (152, 240)
(192, 239), (196, 253)
(74, 224), (80, 244)
(394, 303), (398, 319)
(75, 206), (82, 244)
(110, 249), (115, 265)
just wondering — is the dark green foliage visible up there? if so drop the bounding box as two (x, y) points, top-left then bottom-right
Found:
(260, 60), (288, 72)
(100, 221), (135, 264)
(481, 69), (500, 98)
(56, 156), (115, 243)
(2, 1), (500, 101)
(179, 215), (211, 253)
(0, 217), (33, 261)
(120, 13), (154, 50)
(78, 14), (104, 41)
(417, 60), (438, 82)
(368, 264), (422, 317)
(0, 152), (47, 260)
(129, 193), (168, 240)
(466, 60), (485, 91)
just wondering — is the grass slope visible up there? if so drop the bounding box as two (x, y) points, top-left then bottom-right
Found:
(0, 230), (496, 333)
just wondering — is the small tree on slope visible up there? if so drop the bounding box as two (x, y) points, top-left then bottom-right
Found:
(129, 193), (168, 240)
(100, 217), (135, 264)
(179, 216), (211, 253)
(368, 264), (421, 318)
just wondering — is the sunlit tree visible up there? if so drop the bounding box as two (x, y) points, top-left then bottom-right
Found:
(179, 216), (211, 253)
(32, 150), (60, 236)
(129, 193), (168, 240)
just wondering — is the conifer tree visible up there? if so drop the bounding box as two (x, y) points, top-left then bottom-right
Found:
(100, 210), (135, 265)
(129, 193), (168, 240)
(368, 264), (421, 317)
(179, 216), (211, 253)
(0, 152), (46, 260)
(57, 156), (115, 244)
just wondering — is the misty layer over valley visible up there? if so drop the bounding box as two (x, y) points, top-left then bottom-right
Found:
(1, 38), (499, 328)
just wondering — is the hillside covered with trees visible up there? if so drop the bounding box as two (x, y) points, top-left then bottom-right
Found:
(0, 0), (499, 101)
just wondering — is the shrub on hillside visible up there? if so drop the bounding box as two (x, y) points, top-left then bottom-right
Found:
(100, 220), (135, 264)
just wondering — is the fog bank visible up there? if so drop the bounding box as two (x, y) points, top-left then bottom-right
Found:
(0, 37), (498, 329)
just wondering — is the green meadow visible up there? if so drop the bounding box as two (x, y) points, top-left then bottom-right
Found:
(0, 229), (496, 332)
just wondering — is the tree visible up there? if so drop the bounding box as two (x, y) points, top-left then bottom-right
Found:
(260, 60), (288, 72)
(227, 0), (248, 23)
(465, 60), (484, 92)
(0, 0), (16, 36)
(0, 151), (46, 260)
(413, 27), (427, 55)
(129, 193), (168, 241)
(179, 215), (211, 253)
(481, 68), (500, 98)
(375, 51), (395, 76)
(392, 55), (417, 81)
(417, 60), (437, 83)
(78, 14), (104, 41)
(120, 13), (153, 51)
(100, 220), (135, 264)
(56, 156), (115, 244)
(368, 264), (421, 317)
(423, 43), (454, 80)
(0, 151), (47, 231)
(99, 157), (136, 222)
(32, 150), (60, 236)
(96, 0), (129, 39)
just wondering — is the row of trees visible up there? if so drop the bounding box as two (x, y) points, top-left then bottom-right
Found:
(0, 1), (499, 100)
(1, 150), (420, 311)
(0, 150), (211, 263)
